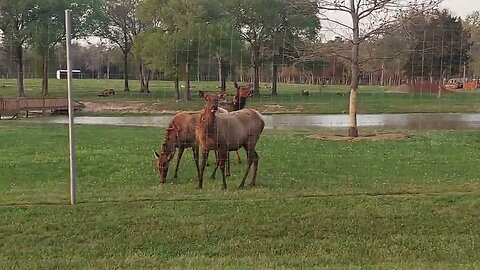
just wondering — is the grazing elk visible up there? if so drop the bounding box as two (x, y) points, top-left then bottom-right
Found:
(98, 88), (115, 97)
(154, 106), (228, 184)
(196, 91), (265, 190)
(154, 112), (200, 184)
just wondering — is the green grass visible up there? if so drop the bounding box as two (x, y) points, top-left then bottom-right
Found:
(0, 123), (479, 269)
(1, 78), (480, 114)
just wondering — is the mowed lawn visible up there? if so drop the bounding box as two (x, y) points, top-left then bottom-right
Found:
(1, 78), (480, 114)
(0, 123), (479, 269)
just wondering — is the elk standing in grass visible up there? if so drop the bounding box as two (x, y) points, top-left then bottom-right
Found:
(154, 107), (228, 184)
(154, 112), (200, 184)
(196, 91), (265, 189)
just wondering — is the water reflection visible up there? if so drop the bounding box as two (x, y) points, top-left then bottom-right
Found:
(19, 113), (480, 130)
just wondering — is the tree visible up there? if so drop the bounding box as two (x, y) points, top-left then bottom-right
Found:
(0, 0), (38, 97)
(227, 0), (320, 96)
(464, 11), (480, 77)
(138, 0), (242, 100)
(100, 0), (144, 92)
(30, 0), (106, 95)
(316, 0), (442, 137)
(402, 10), (471, 80)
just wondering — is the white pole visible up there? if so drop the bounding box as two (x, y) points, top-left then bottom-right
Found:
(65, 10), (77, 204)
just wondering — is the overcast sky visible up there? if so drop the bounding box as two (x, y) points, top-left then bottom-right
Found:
(441, 0), (480, 18)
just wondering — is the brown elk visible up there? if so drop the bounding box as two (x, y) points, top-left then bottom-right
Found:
(218, 81), (254, 165)
(98, 88), (115, 97)
(154, 112), (200, 184)
(154, 83), (254, 184)
(154, 107), (228, 184)
(196, 91), (265, 189)
(226, 81), (253, 111)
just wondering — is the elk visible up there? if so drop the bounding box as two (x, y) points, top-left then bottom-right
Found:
(196, 91), (265, 189)
(154, 107), (228, 184)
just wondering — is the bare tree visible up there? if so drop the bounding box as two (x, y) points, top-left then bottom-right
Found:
(316, 0), (442, 137)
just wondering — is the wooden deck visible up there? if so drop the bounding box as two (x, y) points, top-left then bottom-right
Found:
(0, 97), (85, 119)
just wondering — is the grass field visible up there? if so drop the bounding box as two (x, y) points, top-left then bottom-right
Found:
(0, 123), (479, 269)
(1, 78), (480, 114)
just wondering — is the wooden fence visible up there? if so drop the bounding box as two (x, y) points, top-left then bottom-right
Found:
(0, 98), (84, 119)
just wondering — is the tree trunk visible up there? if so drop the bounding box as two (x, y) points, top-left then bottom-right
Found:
(123, 51), (130, 91)
(14, 44), (25, 97)
(348, 10), (360, 138)
(139, 63), (150, 93)
(271, 62), (278, 95)
(106, 57), (110, 79)
(184, 62), (191, 101)
(41, 51), (49, 96)
(218, 57), (226, 92)
(174, 70), (180, 100)
(251, 43), (260, 96)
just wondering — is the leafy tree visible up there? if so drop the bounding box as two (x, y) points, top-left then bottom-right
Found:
(100, 0), (145, 92)
(464, 11), (480, 77)
(30, 0), (106, 95)
(227, 0), (320, 95)
(138, 0), (242, 100)
(0, 0), (38, 97)
(403, 9), (471, 80)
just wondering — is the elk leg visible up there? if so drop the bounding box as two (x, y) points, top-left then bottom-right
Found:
(198, 149), (208, 189)
(192, 145), (200, 182)
(218, 151), (228, 190)
(226, 151), (231, 177)
(205, 150), (210, 167)
(173, 147), (185, 179)
(235, 150), (242, 164)
(238, 150), (253, 189)
(248, 150), (259, 187)
(210, 158), (219, 180)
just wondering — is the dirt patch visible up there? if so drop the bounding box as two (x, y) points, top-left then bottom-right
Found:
(306, 133), (410, 142)
(81, 101), (179, 114)
(261, 104), (304, 114)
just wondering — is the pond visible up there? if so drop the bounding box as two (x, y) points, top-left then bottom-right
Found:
(18, 113), (480, 130)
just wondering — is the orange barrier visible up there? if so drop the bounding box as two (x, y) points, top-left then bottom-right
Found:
(463, 82), (478, 90)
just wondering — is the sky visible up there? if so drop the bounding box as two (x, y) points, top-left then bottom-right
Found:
(318, 0), (480, 41)
(441, 0), (480, 18)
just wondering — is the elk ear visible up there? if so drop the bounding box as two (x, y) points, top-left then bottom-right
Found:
(234, 81), (238, 89)
(218, 91), (227, 99)
(154, 151), (160, 158)
(198, 90), (205, 98)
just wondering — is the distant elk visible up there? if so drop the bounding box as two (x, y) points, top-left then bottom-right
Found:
(98, 88), (115, 97)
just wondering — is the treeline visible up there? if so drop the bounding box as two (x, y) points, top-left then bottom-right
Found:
(1, 0), (479, 98)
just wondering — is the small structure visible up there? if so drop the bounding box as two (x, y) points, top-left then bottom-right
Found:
(56, 69), (82, 79)
(0, 97), (84, 119)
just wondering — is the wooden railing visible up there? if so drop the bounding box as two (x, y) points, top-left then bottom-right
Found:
(0, 97), (84, 118)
